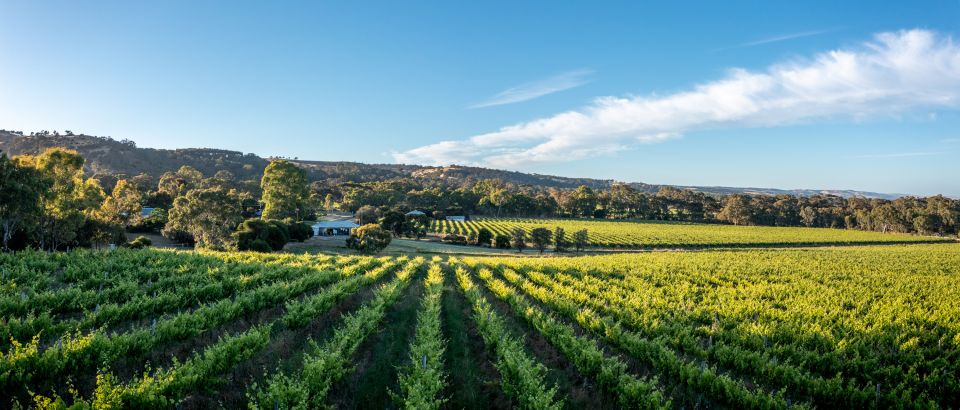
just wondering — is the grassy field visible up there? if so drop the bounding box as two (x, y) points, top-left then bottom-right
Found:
(431, 217), (952, 248)
(2, 243), (958, 408)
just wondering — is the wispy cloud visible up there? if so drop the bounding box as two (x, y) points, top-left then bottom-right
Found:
(740, 29), (835, 47)
(712, 28), (839, 52)
(469, 69), (593, 108)
(395, 29), (960, 168)
(849, 151), (946, 159)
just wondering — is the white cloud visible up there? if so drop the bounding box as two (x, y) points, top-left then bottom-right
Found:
(395, 29), (960, 168)
(469, 69), (593, 108)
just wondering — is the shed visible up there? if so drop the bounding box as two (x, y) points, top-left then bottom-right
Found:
(406, 210), (426, 216)
(312, 220), (360, 236)
(445, 215), (466, 222)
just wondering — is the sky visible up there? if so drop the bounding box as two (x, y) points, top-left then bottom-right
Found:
(1, 1), (959, 196)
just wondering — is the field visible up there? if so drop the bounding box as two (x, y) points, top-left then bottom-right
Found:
(2, 244), (958, 409)
(430, 218), (949, 248)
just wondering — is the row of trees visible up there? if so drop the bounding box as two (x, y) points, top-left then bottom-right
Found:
(438, 226), (589, 254)
(320, 178), (960, 236)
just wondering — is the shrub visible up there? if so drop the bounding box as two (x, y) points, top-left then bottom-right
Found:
(494, 234), (512, 249)
(248, 239), (273, 253)
(235, 219), (291, 252)
(285, 219), (314, 242)
(346, 223), (392, 254)
(477, 227), (493, 247)
(125, 236), (153, 249)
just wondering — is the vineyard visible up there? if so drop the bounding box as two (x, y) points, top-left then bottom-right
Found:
(2, 244), (959, 408)
(429, 218), (949, 248)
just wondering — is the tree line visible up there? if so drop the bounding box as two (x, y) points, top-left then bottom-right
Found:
(323, 178), (960, 236)
(2, 147), (957, 254)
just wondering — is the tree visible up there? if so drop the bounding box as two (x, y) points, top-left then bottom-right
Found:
(261, 160), (309, 220)
(355, 205), (378, 226)
(716, 195), (753, 226)
(163, 187), (243, 249)
(494, 234), (512, 249)
(567, 186), (598, 217)
(553, 227), (567, 253)
(476, 227), (493, 247)
(378, 210), (406, 237)
(511, 227), (527, 253)
(799, 206), (817, 227)
(913, 214), (942, 235)
(346, 223), (392, 254)
(529, 227), (552, 254)
(0, 154), (47, 251)
(99, 179), (143, 228)
(157, 165), (203, 199)
(26, 148), (104, 250)
(573, 229), (588, 252)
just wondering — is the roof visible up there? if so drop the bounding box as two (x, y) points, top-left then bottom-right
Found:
(312, 220), (360, 229)
(141, 207), (156, 217)
(406, 210), (426, 216)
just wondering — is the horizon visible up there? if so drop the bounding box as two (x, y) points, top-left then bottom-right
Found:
(2, 1), (959, 197)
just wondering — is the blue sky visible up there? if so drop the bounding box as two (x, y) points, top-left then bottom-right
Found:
(1, 1), (958, 196)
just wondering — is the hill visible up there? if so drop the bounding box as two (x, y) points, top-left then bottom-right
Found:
(0, 130), (898, 198)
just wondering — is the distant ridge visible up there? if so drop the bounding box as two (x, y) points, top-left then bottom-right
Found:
(0, 130), (901, 199)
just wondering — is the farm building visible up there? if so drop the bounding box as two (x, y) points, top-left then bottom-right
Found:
(445, 215), (466, 222)
(312, 220), (360, 236)
(406, 210), (426, 216)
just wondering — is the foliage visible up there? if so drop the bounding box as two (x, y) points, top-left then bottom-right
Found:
(125, 236), (152, 249)
(260, 160), (309, 220)
(572, 229), (588, 252)
(0, 153), (47, 250)
(163, 187), (244, 250)
(476, 227), (493, 247)
(553, 227), (567, 252)
(234, 219), (290, 252)
(345, 223), (392, 254)
(394, 263), (447, 409)
(98, 179), (143, 228)
(285, 219), (314, 242)
(494, 233), (512, 249)
(529, 227), (552, 254)
(510, 227), (527, 252)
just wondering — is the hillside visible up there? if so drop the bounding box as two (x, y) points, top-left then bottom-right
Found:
(0, 130), (898, 198)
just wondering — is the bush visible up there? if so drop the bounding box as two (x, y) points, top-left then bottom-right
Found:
(125, 236), (153, 249)
(477, 227), (494, 247)
(235, 219), (290, 252)
(285, 219), (314, 242)
(346, 223), (392, 254)
(248, 239), (273, 253)
(495, 234), (512, 249)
